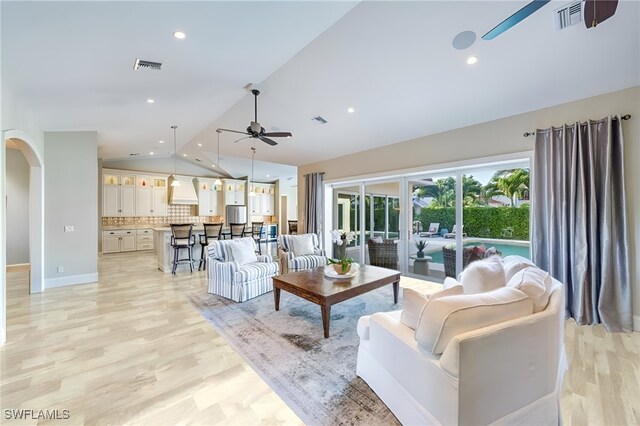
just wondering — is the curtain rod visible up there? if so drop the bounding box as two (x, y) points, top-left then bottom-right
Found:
(523, 114), (631, 137)
(302, 172), (325, 177)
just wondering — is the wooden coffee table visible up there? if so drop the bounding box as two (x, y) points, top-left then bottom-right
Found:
(272, 265), (401, 338)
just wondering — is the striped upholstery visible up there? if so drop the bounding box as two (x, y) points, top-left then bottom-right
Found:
(206, 238), (279, 302)
(278, 233), (327, 274)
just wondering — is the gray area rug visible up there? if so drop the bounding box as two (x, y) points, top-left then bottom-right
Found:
(188, 284), (404, 425)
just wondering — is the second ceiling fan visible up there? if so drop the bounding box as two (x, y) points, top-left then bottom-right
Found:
(218, 89), (292, 146)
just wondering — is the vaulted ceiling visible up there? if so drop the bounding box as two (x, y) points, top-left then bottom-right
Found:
(3, 1), (639, 174)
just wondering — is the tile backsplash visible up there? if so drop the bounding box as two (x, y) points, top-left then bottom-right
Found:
(102, 205), (221, 227)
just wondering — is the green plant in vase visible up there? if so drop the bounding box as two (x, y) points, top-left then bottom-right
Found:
(415, 239), (428, 258)
(327, 257), (355, 275)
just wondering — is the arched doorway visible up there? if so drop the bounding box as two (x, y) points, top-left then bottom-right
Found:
(3, 130), (44, 294)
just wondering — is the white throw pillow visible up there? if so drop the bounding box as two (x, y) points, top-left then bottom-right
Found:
(443, 277), (460, 290)
(290, 234), (316, 256)
(459, 256), (506, 294)
(400, 285), (464, 330)
(503, 255), (536, 282)
(415, 287), (533, 355)
(229, 238), (258, 265)
(507, 266), (553, 313)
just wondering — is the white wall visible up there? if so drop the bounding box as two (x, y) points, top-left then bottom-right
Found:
(5, 148), (29, 264)
(299, 87), (640, 326)
(102, 157), (222, 178)
(44, 131), (98, 287)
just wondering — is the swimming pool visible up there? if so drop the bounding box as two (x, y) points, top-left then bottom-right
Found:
(426, 242), (530, 264)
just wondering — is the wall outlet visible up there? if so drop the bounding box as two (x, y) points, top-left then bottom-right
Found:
(64, 225), (74, 232)
(57, 266), (64, 273)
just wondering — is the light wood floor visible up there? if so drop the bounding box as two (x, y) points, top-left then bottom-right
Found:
(1, 251), (638, 425)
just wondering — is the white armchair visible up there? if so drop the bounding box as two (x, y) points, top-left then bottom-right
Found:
(357, 273), (567, 425)
(278, 233), (327, 274)
(207, 237), (279, 302)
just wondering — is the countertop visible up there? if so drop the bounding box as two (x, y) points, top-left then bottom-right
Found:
(103, 222), (278, 231)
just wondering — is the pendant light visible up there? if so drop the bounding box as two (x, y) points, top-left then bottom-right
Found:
(214, 129), (222, 186)
(170, 125), (181, 187)
(248, 147), (256, 197)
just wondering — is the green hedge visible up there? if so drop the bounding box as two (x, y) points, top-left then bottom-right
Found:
(417, 205), (530, 240)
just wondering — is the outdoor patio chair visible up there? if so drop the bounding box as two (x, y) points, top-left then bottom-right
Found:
(420, 222), (440, 238)
(368, 238), (399, 270)
(444, 224), (466, 239)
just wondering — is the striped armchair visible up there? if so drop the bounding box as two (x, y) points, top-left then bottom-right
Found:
(207, 237), (279, 302)
(278, 233), (327, 274)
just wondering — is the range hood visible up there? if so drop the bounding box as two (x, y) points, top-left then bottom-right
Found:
(168, 175), (199, 205)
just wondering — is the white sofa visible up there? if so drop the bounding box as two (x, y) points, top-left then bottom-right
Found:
(356, 262), (567, 425)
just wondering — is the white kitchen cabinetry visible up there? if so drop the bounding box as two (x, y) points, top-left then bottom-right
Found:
(102, 230), (137, 253)
(196, 179), (222, 216)
(103, 173), (136, 217)
(224, 179), (246, 206)
(249, 184), (275, 215)
(135, 176), (167, 216)
(136, 229), (154, 251)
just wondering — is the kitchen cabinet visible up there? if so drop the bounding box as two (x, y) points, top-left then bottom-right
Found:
(136, 228), (154, 250)
(249, 184), (275, 215)
(103, 173), (136, 217)
(224, 179), (246, 206)
(102, 230), (136, 253)
(135, 176), (167, 216)
(196, 178), (222, 216)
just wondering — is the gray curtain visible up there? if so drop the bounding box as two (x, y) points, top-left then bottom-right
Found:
(532, 116), (631, 332)
(304, 172), (324, 238)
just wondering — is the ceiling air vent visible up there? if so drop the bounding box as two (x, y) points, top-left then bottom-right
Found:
(554, 1), (582, 31)
(312, 116), (328, 124)
(133, 59), (162, 71)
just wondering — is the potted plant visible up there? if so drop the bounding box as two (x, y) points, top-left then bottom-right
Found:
(415, 239), (428, 258)
(327, 257), (355, 275)
(331, 230), (356, 259)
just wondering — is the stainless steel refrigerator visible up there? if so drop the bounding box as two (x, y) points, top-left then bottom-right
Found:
(225, 205), (247, 224)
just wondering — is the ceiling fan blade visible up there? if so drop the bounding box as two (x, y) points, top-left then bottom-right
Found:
(259, 136), (278, 146)
(218, 128), (250, 136)
(263, 132), (292, 138)
(481, 0), (551, 41)
(584, 0), (618, 28)
(233, 136), (252, 144)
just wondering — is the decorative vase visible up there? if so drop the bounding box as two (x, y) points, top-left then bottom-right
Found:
(332, 263), (351, 275)
(334, 241), (347, 259)
(417, 250), (425, 259)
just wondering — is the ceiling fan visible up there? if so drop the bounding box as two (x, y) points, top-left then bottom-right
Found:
(217, 89), (292, 146)
(482, 0), (618, 41)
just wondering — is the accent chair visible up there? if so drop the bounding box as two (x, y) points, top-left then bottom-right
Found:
(278, 233), (327, 274)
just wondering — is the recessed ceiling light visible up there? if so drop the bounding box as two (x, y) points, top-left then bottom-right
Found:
(159, 140), (164, 144)
(173, 31), (186, 40)
(146, 98), (155, 103)
(183, 154), (187, 157)
(197, 143), (202, 147)
(466, 56), (478, 65)
(149, 152), (155, 155)
(212, 165), (216, 168)
(347, 107), (355, 114)
(266, 174), (270, 177)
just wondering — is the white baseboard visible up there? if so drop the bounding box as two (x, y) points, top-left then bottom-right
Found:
(634, 315), (640, 332)
(45, 272), (99, 289)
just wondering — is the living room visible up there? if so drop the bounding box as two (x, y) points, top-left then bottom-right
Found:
(1, 1), (639, 425)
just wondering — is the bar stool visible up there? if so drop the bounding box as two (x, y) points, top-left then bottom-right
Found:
(170, 224), (195, 275)
(229, 223), (245, 239)
(198, 223), (223, 271)
(245, 221), (264, 254)
(288, 220), (298, 234)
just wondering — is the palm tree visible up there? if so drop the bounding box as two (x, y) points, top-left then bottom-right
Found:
(414, 175), (483, 207)
(484, 169), (530, 207)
